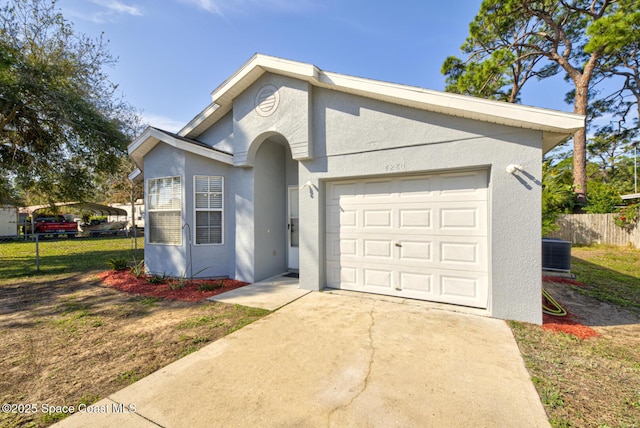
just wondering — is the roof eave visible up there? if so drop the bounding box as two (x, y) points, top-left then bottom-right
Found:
(128, 168), (143, 183)
(178, 54), (584, 145)
(315, 70), (585, 146)
(128, 127), (234, 179)
(178, 54), (320, 138)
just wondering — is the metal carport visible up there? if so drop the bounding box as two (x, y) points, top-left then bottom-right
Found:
(21, 202), (128, 217)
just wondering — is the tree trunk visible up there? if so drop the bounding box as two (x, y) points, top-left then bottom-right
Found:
(573, 81), (589, 206)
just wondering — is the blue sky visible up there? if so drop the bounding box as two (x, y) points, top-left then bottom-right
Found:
(56, 0), (574, 133)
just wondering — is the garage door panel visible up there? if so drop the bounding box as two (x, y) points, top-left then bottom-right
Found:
(328, 234), (435, 264)
(399, 241), (432, 262)
(329, 181), (359, 201)
(440, 207), (478, 229)
(440, 242), (477, 264)
(363, 239), (393, 259)
(326, 261), (357, 288)
(399, 208), (432, 229)
(363, 209), (392, 227)
(325, 170), (488, 309)
(437, 201), (487, 236)
(439, 273), (488, 307)
(332, 205), (435, 234)
(364, 268), (392, 289)
(400, 272), (433, 293)
(340, 210), (358, 228)
(438, 170), (488, 198)
(326, 235), (339, 259)
(328, 265), (487, 308)
(437, 237), (487, 271)
(363, 179), (392, 197)
(331, 237), (357, 258)
(327, 207), (358, 232)
(398, 177), (433, 199)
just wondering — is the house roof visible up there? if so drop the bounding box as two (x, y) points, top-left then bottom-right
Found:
(178, 53), (584, 153)
(129, 127), (233, 173)
(129, 54), (585, 175)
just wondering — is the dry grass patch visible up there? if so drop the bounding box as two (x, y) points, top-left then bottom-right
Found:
(510, 244), (640, 427)
(0, 274), (269, 427)
(510, 319), (640, 427)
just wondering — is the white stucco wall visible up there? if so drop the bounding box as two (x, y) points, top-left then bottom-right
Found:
(229, 166), (255, 282)
(143, 144), (187, 277)
(143, 144), (236, 279)
(198, 112), (234, 154)
(143, 71), (546, 323)
(254, 142), (287, 280)
(228, 136), (299, 284)
(233, 74), (312, 165)
(184, 152), (234, 278)
(292, 86), (543, 323)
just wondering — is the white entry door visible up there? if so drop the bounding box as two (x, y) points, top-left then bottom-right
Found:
(326, 170), (489, 309)
(288, 185), (299, 270)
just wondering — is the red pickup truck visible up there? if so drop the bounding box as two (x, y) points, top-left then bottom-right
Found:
(34, 215), (78, 237)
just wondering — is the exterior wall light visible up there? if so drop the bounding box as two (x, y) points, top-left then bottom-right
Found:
(506, 164), (524, 174)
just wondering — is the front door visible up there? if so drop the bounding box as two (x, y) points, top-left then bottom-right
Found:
(288, 185), (299, 270)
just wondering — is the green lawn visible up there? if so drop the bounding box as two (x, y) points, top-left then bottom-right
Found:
(0, 236), (144, 283)
(511, 244), (640, 427)
(571, 245), (640, 311)
(0, 235), (272, 428)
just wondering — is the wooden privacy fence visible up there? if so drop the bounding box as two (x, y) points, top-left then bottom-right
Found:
(548, 213), (640, 247)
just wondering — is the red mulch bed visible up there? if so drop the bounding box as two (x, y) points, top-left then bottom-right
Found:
(543, 312), (599, 339)
(98, 270), (599, 338)
(542, 289), (598, 339)
(97, 270), (249, 302)
(542, 276), (585, 287)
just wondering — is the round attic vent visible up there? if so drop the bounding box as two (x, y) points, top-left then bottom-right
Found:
(255, 84), (279, 117)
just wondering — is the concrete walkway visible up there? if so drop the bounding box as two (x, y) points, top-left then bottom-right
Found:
(55, 292), (549, 428)
(208, 274), (310, 310)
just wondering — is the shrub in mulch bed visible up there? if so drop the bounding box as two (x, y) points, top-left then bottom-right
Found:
(96, 270), (249, 302)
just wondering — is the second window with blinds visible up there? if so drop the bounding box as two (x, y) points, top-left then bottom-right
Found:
(194, 176), (223, 245)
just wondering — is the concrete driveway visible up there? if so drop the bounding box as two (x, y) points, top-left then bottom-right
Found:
(55, 292), (549, 427)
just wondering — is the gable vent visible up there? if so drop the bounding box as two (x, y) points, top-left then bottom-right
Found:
(255, 84), (279, 117)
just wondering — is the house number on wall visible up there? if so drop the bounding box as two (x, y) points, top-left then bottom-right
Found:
(385, 162), (406, 172)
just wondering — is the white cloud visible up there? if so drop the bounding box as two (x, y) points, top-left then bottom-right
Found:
(178, 0), (316, 16)
(65, 0), (144, 23)
(180, 0), (222, 15)
(91, 0), (144, 16)
(141, 113), (185, 134)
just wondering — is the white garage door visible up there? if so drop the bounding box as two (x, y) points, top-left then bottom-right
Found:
(326, 170), (489, 309)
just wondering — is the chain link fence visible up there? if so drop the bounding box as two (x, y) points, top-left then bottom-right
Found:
(0, 230), (144, 277)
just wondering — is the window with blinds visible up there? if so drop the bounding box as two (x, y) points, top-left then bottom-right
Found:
(194, 176), (223, 245)
(147, 176), (182, 245)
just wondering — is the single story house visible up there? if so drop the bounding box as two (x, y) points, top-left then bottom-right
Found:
(129, 54), (583, 324)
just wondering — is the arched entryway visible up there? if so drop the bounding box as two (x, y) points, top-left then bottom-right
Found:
(252, 134), (299, 281)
